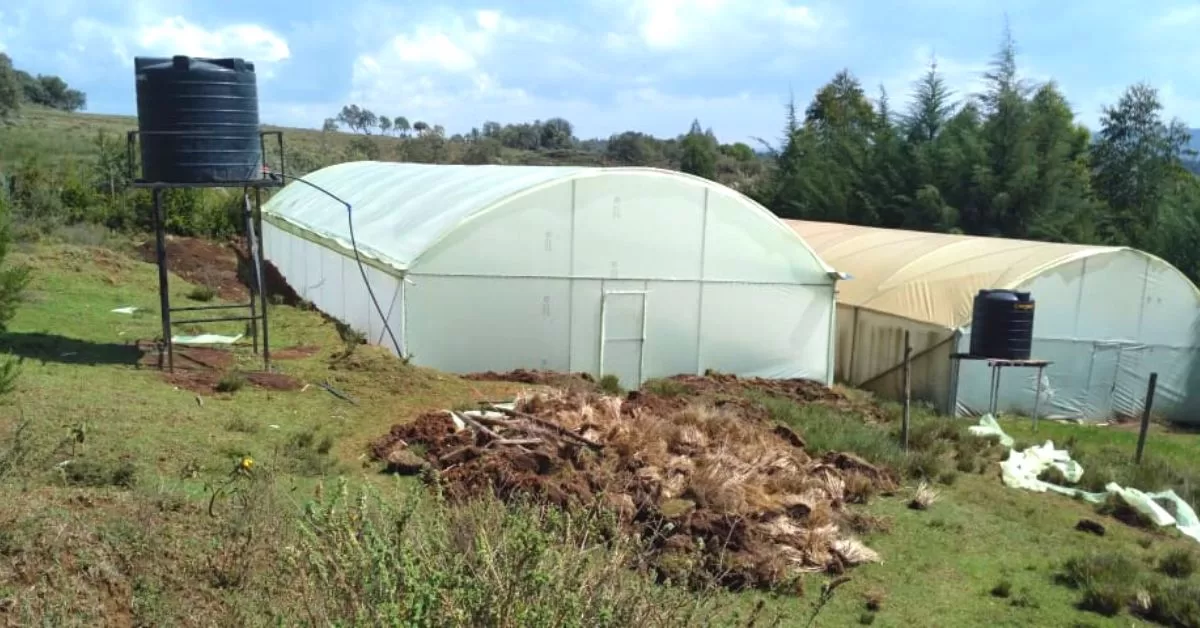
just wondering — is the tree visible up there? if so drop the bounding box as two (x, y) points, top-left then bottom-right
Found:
(322, 118), (339, 133)
(540, 118), (575, 149)
(905, 57), (956, 143)
(1092, 82), (1191, 250)
(412, 121), (429, 136)
(394, 116), (411, 137)
(680, 119), (719, 180)
(0, 192), (30, 395)
(0, 53), (20, 122)
(379, 115), (392, 135)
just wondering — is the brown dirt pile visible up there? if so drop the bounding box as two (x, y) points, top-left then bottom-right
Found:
(138, 236), (248, 301)
(371, 388), (897, 590)
(465, 368), (598, 392)
(666, 372), (889, 423)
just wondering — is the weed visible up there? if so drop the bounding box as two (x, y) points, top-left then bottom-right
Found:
(1141, 579), (1200, 627)
(1095, 493), (1155, 529)
(224, 416), (259, 434)
(904, 450), (947, 481)
(643, 378), (692, 397)
(908, 481), (939, 510)
(858, 611), (876, 625)
(279, 428), (338, 477)
(287, 480), (740, 627)
(1157, 548), (1197, 579)
(761, 398), (904, 471)
(1059, 552), (1142, 617)
(215, 372), (246, 393)
(186, 285), (216, 302)
(863, 589), (886, 612)
(61, 459), (137, 488)
(843, 511), (892, 536)
(937, 470), (959, 486)
(1010, 588), (1039, 609)
(0, 414), (36, 479)
(990, 579), (1013, 598)
(600, 374), (622, 395)
(1037, 465), (1071, 486)
(1138, 537), (1154, 549)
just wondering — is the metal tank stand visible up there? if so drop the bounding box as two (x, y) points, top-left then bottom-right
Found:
(950, 353), (1054, 430)
(127, 131), (286, 373)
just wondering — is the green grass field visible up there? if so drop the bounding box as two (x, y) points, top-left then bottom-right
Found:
(1, 240), (1198, 626)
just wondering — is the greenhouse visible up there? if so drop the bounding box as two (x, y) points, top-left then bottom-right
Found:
(788, 220), (1200, 424)
(262, 161), (839, 387)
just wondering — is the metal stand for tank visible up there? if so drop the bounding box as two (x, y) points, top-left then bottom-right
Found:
(950, 354), (1054, 430)
(126, 130), (286, 373)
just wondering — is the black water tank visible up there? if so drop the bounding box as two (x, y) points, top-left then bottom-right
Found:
(969, 289), (1035, 360)
(134, 56), (262, 184)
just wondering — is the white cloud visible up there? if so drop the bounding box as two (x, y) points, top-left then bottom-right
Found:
(475, 9), (501, 32)
(615, 0), (825, 52)
(136, 17), (290, 64)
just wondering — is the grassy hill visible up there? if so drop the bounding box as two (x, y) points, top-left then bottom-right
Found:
(0, 236), (1196, 625)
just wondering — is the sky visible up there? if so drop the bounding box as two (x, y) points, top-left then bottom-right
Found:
(2, 0), (1199, 144)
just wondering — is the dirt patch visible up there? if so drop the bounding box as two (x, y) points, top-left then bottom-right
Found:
(272, 345), (320, 360)
(465, 369), (598, 392)
(137, 236), (247, 301)
(137, 343), (236, 371)
(164, 370), (301, 394)
(371, 387), (898, 591)
(667, 372), (889, 423)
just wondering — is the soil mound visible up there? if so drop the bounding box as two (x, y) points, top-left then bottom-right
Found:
(465, 369), (597, 391)
(667, 372), (888, 422)
(371, 388), (897, 590)
(138, 237), (247, 301)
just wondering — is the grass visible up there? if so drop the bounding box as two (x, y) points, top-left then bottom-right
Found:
(3, 240), (1200, 626)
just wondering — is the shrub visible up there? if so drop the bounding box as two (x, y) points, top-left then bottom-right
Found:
(1141, 579), (1200, 627)
(1060, 552), (1142, 618)
(990, 579), (1013, 598)
(1157, 548), (1197, 579)
(643, 378), (692, 397)
(279, 428), (338, 477)
(599, 374), (623, 395)
(62, 459), (137, 488)
(215, 372), (246, 393)
(760, 398), (905, 471)
(187, 285), (216, 302)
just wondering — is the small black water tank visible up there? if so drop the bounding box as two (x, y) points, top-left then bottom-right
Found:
(969, 289), (1035, 360)
(134, 56), (262, 184)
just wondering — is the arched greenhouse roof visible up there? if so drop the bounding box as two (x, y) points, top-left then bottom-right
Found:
(787, 219), (1200, 329)
(264, 161), (831, 274)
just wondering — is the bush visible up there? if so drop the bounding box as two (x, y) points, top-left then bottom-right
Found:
(760, 398), (905, 471)
(1157, 548), (1197, 579)
(1060, 552), (1142, 618)
(990, 579), (1012, 598)
(187, 285), (216, 302)
(643, 378), (692, 397)
(215, 372), (246, 393)
(62, 459), (137, 488)
(1141, 579), (1200, 627)
(600, 374), (622, 395)
(286, 480), (744, 627)
(279, 427), (338, 477)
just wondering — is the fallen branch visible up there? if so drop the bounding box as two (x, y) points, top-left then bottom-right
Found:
(451, 411), (504, 441)
(484, 405), (604, 450)
(490, 438), (544, 447)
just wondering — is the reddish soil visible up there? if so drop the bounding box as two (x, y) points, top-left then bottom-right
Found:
(667, 372), (890, 423)
(370, 386), (897, 591)
(465, 369), (597, 390)
(164, 370), (302, 394)
(271, 345), (320, 360)
(138, 237), (248, 301)
(137, 343), (236, 371)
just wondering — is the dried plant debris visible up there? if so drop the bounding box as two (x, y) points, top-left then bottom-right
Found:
(371, 388), (898, 591)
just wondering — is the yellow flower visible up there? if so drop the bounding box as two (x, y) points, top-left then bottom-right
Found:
(240, 457), (255, 471)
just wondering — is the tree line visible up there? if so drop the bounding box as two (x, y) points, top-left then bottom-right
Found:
(0, 53), (86, 120)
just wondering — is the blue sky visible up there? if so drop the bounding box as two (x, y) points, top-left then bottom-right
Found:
(2, 0), (1199, 143)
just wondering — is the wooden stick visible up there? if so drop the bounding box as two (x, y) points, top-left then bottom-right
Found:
(485, 405), (604, 450)
(451, 411), (504, 441)
(489, 438), (544, 447)
(1135, 372), (1158, 465)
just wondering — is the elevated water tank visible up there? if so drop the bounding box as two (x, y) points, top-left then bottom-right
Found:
(134, 56), (262, 184)
(969, 289), (1035, 360)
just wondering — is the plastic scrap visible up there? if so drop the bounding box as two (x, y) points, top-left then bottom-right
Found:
(972, 414), (1200, 544)
(172, 333), (243, 345)
(111, 306), (139, 315)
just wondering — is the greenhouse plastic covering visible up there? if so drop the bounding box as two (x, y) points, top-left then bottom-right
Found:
(970, 415), (1200, 543)
(788, 220), (1124, 328)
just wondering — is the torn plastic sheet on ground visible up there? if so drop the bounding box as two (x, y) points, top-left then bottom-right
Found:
(172, 333), (244, 346)
(972, 414), (1200, 544)
(111, 306), (139, 315)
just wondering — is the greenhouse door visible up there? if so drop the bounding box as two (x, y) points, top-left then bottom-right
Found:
(1084, 341), (1122, 419)
(599, 290), (647, 388)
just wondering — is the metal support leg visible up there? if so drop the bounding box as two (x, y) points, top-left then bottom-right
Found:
(990, 364), (1003, 416)
(243, 189), (259, 354)
(152, 188), (174, 372)
(1032, 365), (1044, 433)
(252, 187), (270, 370)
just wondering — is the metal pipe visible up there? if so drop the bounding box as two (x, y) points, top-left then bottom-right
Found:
(172, 314), (262, 325)
(1135, 373), (1159, 464)
(243, 189), (259, 353)
(1032, 365), (1044, 432)
(638, 288), (648, 386)
(171, 303), (254, 312)
(253, 186), (270, 369)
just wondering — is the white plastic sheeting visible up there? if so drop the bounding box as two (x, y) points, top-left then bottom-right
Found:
(263, 162), (837, 385)
(788, 220), (1200, 424)
(971, 415), (1200, 543)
